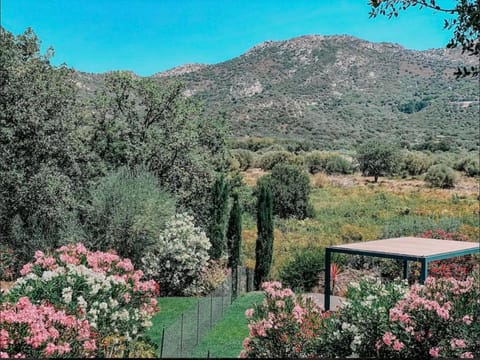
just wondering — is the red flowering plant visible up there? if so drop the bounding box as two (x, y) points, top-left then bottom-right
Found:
(239, 281), (330, 358)
(415, 230), (479, 280)
(0, 296), (97, 358)
(376, 272), (480, 359)
(4, 243), (160, 357)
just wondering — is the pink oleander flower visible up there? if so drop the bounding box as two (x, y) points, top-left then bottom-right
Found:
(462, 315), (473, 325)
(382, 332), (396, 346)
(450, 338), (467, 349)
(392, 339), (404, 351)
(20, 263), (33, 276)
(245, 308), (254, 318)
(242, 337), (251, 349)
(461, 352), (474, 358)
(429, 347), (440, 358)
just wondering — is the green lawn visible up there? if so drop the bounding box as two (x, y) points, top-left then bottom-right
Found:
(146, 297), (199, 352)
(191, 292), (264, 358)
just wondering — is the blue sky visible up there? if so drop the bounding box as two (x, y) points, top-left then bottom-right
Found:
(2, 0), (455, 76)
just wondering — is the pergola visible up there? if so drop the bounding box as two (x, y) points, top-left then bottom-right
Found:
(324, 237), (480, 311)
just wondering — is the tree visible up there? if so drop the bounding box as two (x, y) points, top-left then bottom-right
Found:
(369, 0), (479, 77)
(254, 176), (274, 290)
(269, 164), (311, 219)
(356, 141), (400, 182)
(227, 192), (242, 298)
(88, 71), (228, 227)
(0, 27), (86, 266)
(208, 174), (230, 259)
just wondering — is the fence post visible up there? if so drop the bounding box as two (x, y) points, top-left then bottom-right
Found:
(160, 327), (165, 358)
(210, 293), (213, 329)
(196, 300), (200, 345)
(221, 282), (225, 316)
(180, 313), (184, 356)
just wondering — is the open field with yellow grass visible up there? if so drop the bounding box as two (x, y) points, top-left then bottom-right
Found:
(240, 170), (479, 276)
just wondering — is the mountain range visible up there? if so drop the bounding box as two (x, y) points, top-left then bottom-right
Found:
(76, 35), (480, 151)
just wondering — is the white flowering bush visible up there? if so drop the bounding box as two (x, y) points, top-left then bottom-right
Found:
(4, 243), (159, 357)
(314, 277), (409, 358)
(141, 213), (211, 295)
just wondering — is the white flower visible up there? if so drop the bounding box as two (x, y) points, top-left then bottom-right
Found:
(99, 302), (108, 310)
(77, 296), (87, 309)
(62, 287), (73, 304)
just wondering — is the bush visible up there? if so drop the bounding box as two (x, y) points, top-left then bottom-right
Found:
(399, 151), (433, 176)
(0, 297), (97, 358)
(269, 164), (311, 219)
(83, 167), (176, 266)
(356, 141), (400, 182)
(240, 281), (327, 358)
(5, 243), (159, 357)
(325, 154), (353, 175)
(425, 164), (457, 188)
(455, 155), (480, 177)
(278, 247), (325, 292)
(141, 213), (211, 296)
(0, 244), (16, 281)
(183, 259), (230, 296)
(230, 149), (255, 171)
(305, 151), (330, 174)
(256, 151), (295, 170)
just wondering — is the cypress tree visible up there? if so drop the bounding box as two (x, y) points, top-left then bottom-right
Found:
(227, 192), (242, 298)
(254, 177), (274, 290)
(208, 174), (230, 259)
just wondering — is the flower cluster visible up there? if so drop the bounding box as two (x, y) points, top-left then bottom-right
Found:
(141, 213), (211, 296)
(376, 274), (480, 359)
(240, 281), (329, 358)
(0, 296), (96, 358)
(5, 243), (160, 357)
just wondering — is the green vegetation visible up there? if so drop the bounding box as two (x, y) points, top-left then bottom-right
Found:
(278, 247), (325, 292)
(227, 192), (243, 298)
(425, 164), (458, 188)
(190, 292), (264, 358)
(208, 174), (230, 259)
(254, 177), (274, 290)
(356, 141), (400, 182)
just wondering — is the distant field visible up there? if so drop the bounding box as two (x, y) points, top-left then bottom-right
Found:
(240, 171), (479, 276)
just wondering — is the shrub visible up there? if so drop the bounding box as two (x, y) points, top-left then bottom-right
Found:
(399, 151), (433, 176)
(313, 277), (409, 358)
(0, 297), (97, 358)
(5, 243), (159, 357)
(230, 149), (255, 171)
(376, 275), (480, 358)
(256, 151), (295, 170)
(305, 151), (330, 174)
(141, 213), (211, 296)
(183, 259), (230, 296)
(269, 164), (311, 219)
(0, 244), (16, 281)
(425, 164), (457, 188)
(455, 155), (480, 177)
(278, 247), (325, 292)
(83, 167), (176, 266)
(325, 154), (353, 175)
(240, 281), (328, 358)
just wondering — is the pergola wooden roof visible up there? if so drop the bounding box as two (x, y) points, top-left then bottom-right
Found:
(324, 237), (480, 310)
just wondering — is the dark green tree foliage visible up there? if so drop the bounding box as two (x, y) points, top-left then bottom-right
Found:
(269, 164), (311, 219)
(254, 177), (274, 290)
(227, 192), (242, 269)
(356, 141), (400, 182)
(88, 71), (227, 227)
(208, 174), (230, 259)
(227, 192), (242, 298)
(83, 167), (176, 266)
(0, 28), (84, 265)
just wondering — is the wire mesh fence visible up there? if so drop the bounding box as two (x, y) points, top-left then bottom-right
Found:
(158, 266), (254, 358)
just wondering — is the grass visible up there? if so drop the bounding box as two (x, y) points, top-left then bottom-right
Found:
(146, 297), (199, 352)
(190, 292), (264, 358)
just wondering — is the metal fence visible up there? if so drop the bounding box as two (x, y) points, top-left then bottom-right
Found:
(158, 266), (254, 358)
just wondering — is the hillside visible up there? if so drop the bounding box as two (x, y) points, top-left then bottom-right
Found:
(77, 35), (480, 150)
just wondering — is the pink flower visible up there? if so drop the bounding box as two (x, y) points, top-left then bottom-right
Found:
(242, 337), (251, 349)
(44, 342), (57, 356)
(461, 352), (474, 359)
(451, 339), (467, 349)
(275, 300), (285, 308)
(375, 340), (382, 351)
(429, 347), (440, 358)
(245, 308), (254, 318)
(239, 350), (248, 358)
(20, 263), (33, 276)
(83, 340), (97, 352)
(292, 304), (305, 323)
(462, 315), (473, 325)
(382, 332), (396, 346)
(0, 352), (9, 358)
(392, 339), (404, 351)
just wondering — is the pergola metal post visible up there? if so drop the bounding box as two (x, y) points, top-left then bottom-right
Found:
(324, 248), (332, 311)
(420, 258), (428, 284)
(403, 260), (409, 280)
